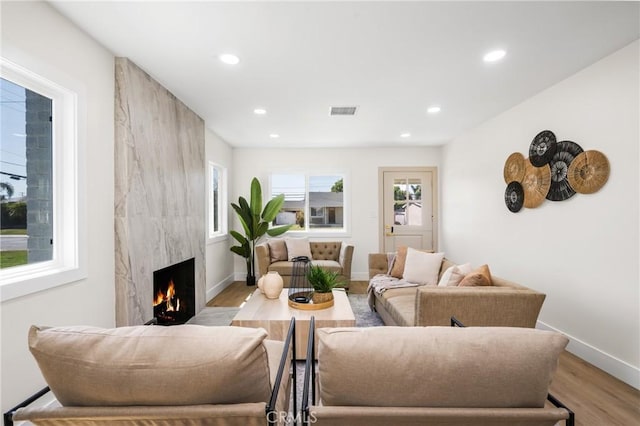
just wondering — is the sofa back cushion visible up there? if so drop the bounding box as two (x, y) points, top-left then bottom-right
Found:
(317, 326), (568, 408)
(268, 238), (288, 262)
(310, 242), (341, 261)
(28, 324), (273, 407)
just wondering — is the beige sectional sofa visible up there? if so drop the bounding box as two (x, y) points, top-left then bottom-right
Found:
(256, 239), (354, 286)
(368, 254), (546, 327)
(304, 325), (573, 426)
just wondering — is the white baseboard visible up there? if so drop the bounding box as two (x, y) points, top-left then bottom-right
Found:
(537, 321), (639, 390)
(206, 273), (235, 302)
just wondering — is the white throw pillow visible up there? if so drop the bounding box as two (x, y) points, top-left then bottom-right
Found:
(402, 248), (445, 286)
(285, 237), (312, 261)
(437, 263), (473, 287)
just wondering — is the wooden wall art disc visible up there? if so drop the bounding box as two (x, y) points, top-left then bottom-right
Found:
(503, 152), (526, 184)
(529, 130), (557, 167)
(547, 140), (584, 201)
(521, 160), (551, 208)
(567, 150), (610, 194)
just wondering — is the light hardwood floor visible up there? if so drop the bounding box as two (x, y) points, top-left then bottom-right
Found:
(209, 281), (640, 425)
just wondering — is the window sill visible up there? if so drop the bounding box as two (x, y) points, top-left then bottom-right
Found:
(0, 263), (87, 302)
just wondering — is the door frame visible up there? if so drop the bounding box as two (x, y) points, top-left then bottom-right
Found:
(378, 166), (439, 252)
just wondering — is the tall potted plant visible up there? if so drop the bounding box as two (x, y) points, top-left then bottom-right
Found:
(230, 177), (291, 286)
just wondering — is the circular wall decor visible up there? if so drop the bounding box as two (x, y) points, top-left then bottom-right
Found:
(504, 181), (524, 213)
(521, 160), (551, 208)
(567, 150), (610, 194)
(503, 152), (526, 184)
(546, 140), (584, 201)
(529, 130), (557, 167)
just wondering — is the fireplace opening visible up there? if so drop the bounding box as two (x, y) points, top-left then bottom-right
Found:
(152, 258), (195, 325)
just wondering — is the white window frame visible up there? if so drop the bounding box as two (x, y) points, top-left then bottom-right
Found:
(0, 58), (84, 302)
(208, 162), (227, 241)
(269, 172), (350, 237)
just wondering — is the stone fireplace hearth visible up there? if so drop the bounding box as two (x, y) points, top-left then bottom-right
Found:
(114, 58), (205, 326)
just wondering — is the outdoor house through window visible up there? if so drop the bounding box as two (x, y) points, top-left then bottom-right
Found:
(271, 174), (346, 233)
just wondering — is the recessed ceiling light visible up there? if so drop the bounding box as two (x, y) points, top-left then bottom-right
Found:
(219, 54), (240, 65)
(427, 106), (441, 114)
(400, 133), (411, 138)
(483, 49), (506, 63)
(269, 134), (280, 139)
(253, 108), (267, 115)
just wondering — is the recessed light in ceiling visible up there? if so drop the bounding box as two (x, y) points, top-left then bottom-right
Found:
(269, 134), (280, 139)
(219, 54), (240, 65)
(253, 108), (267, 115)
(400, 133), (411, 138)
(427, 106), (441, 114)
(483, 49), (506, 63)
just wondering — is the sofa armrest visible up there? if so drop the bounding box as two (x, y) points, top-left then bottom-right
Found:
(338, 244), (354, 283)
(368, 253), (389, 279)
(255, 243), (271, 277)
(415, 286), (546, 328)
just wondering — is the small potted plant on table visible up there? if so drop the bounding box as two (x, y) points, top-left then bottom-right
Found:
(306, 265), (344, 305)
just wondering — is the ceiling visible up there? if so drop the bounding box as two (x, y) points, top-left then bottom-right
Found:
(49, 1), (639, 148)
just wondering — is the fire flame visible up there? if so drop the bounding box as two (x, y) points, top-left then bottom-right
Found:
(153, 279), (180, 312)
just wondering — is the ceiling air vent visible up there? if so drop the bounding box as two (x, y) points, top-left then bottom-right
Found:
(330, 106), (358, 116)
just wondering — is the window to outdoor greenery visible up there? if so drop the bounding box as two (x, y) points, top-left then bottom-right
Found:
(209, 162), (227, 239)
(271, 174), (345, 232)
(1, 77), (53, 269)
(393, 177), (422, 226)
(1, 58), (83, 302)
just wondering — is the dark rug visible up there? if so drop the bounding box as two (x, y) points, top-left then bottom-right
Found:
(348, 293), (384, 327)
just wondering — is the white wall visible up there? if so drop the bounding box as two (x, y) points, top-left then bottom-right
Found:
(1, 2), (116, 410)
(231, 147), (442, 280)
(441, 41), (639, 388)
(205, 128), (235, 301)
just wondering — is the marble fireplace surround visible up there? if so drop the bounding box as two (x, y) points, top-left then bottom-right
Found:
(114, 58), (206, 327)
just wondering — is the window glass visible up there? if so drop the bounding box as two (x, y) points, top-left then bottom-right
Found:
(1, 77), (53, 269)
(393, 177), (422, 226)
(271, 174), (345, 232)
(209, 163), (227, 238)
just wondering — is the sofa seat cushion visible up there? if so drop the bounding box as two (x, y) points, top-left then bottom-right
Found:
(376, 289), (417, 326)
(268, 261), (295, 276)
(269, 260), (342, 276)
(317, 326), (568, 408)
(310, 260), (342, 274)
(28, 324), (273, 407)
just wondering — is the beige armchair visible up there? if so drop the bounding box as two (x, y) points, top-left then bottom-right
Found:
(256, 240), (353, 287)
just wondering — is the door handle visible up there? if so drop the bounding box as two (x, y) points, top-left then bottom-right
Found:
(385, 225), (394, 236)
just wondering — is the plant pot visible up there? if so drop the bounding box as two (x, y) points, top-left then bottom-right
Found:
(312, 291), (334, 304)
(263, 271), (284, 299)
(246, 275), (256, 287)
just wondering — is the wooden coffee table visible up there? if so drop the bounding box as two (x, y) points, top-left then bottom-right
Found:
(231, 288), (356, 359)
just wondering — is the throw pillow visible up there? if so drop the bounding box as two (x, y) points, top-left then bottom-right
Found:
(389, 246), (408, 278)
(437, 263), (473, 287)
(459, 264), (493, 287)
(267, 238), (288, 262)
(285, 237), (312, 261)
(402, 248), (445, 286)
